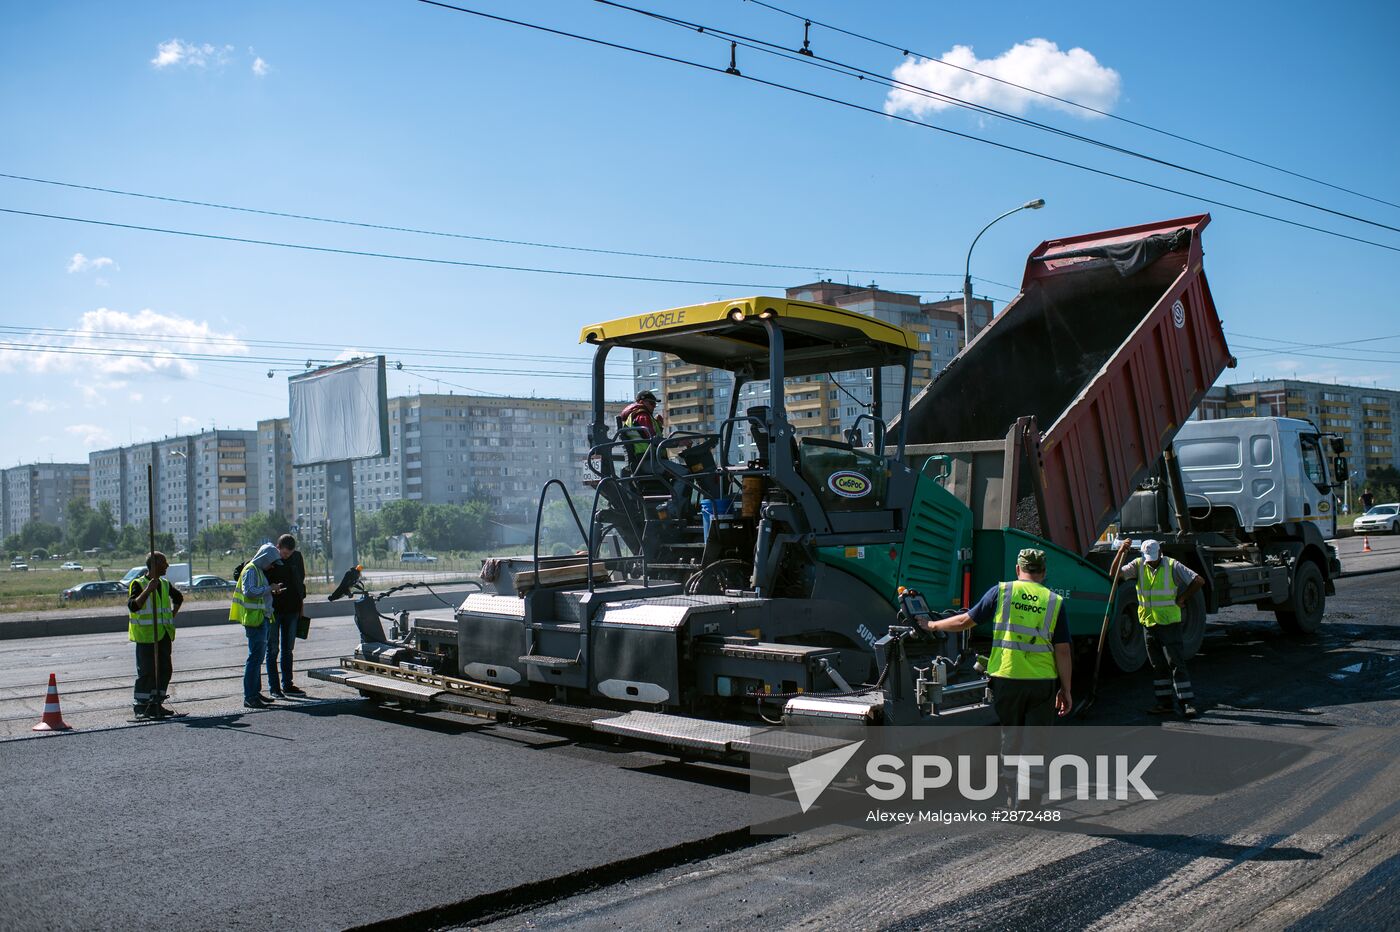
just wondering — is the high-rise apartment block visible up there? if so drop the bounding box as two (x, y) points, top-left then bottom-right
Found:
(1, 463), (90, 537)
(89, 429), (260, 544)
(1197, 379), (1400, 482)
(292, 393), (613, 532)
(632, 283), (992, 449)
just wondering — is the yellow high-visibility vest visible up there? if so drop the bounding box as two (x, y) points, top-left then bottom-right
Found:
(229, 562), (268, 628)
(985, 580), (1062, 680)
(1137, 558), (1182, 627)
(128, 576), (176, 643)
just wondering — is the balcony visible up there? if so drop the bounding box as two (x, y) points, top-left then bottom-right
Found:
(669, 380), (702, 393)
(788, 397), (823, 412)
(668, 363), (703, 377)
(668, 411), (707, 426)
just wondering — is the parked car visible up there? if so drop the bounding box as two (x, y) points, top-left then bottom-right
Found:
(61, 561), (84, 571)
(10, 560), (28, 572)
(1353, 503), (1400, 534)
(400, 551), (438, 563)
(189, 574), (235, 591)
(61, 580), (127, 602)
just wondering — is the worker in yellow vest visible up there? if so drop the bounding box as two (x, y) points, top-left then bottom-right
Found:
(1117, 538), (1205, 719)
(128, 550), (185, 720)
(922, 548), (1071, 805)
(230, 542), (285, 709)
(922, 547), (1072, 724)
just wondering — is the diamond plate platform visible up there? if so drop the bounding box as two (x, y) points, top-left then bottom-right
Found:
(592, 711), (755, 752)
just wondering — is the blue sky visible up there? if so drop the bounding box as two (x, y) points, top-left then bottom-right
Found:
(3, 0), (1398, 464)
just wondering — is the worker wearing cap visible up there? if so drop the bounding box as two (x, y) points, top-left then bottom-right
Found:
(128, 550), (184, 720)
(921, 547), (1072, 724)
(618, 389), (664, 463)
(1117, 538), (1205, 719)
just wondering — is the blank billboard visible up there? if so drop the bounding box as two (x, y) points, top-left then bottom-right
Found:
(289, 357), (390, 466)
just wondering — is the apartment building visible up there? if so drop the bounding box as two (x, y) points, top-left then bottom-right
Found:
(633, 283), (992, 452)
(89, 429), (260, 544)
(293, 393), (615, 533)
(1197, 379), (1400, 482)
(257, 417), (295, 518)
(1, 463), (90, 537)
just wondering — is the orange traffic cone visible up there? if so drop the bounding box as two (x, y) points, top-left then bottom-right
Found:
(32, 673), (73, 732)
(1363, 536), (1373, 553)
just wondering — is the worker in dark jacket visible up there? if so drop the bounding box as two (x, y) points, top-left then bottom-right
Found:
(265, 533), (307, 697)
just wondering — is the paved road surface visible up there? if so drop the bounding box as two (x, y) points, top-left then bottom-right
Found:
(2, 572), (1397, 929)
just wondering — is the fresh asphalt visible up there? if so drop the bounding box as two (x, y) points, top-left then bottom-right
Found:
(2, 565), (1398, 930)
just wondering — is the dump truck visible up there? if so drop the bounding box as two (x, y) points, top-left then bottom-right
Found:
(896, 215), (1343, 671)
(312, 214), (1332, 756)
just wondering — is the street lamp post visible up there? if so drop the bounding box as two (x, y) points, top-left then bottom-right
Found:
(963, 199), (1045, 349)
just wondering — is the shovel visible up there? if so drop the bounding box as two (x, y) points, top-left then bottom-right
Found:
(1073, 542), (1131, 718)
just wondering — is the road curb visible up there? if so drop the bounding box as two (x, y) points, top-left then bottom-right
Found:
(0, 587), (475, 640)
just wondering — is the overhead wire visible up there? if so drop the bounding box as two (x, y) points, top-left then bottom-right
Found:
(0, 324), (629, 370)
(0, 171), (1016, 291)
(741, 0), (1400, 213)
(0, 207), (787, 289)
(595, 0), (1400, 236)
(413, 1), (1400, 255)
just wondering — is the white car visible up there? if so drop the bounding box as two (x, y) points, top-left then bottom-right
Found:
(10, 561), (28, 572)
(1353, 503), (1400, 534)
(61, 561), (84, 571)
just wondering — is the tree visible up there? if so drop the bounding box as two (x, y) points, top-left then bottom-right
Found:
(238, 511), (291, 552)
(378, 499), (423, 537)
(16, 520), (63, 553)
(196, 522), (239, 554)
(64, 500), (116, 552)
(417, 502), (491, 550)
(354, 510), (383, 553)
(114, 523), (174, 556)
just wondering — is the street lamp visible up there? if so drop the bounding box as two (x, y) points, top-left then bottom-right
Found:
(963, 198), (1045, 349)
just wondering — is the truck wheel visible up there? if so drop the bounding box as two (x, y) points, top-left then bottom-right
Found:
(1181, 590), (1207, 659)
(1275, 561), (1325, 635)
(1105, 591), (1146, 673)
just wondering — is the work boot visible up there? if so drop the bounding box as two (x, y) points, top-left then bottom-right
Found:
(244, 697), (270, 709)
(1180, 702), (1201, 720)
(153, 705), (185, 718)
(269, 689), (287, 699)
(133, 704), (155, 720)
(283, 684), (306, 697)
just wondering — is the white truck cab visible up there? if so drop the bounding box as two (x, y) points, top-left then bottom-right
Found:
(1174, 417), (1343, 538)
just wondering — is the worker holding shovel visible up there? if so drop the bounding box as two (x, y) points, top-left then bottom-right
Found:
(1116, 538), (1205, 719)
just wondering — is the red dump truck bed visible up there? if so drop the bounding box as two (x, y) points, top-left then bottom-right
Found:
(898, 214), (1234, 556)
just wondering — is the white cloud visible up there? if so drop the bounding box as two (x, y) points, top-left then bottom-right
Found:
(65, 423), (114, 449)
(252, 56), (269, 77)
(334, 348), (368, 362)
(0, 308), (248, 383)
(67, 253), (119, 275)
(150, 39), (233, 70)
(885, 38), (1121, 119)
(128, 392), (144, 403)
(11, 397), (63, 414)
(177, 415), (202, 431)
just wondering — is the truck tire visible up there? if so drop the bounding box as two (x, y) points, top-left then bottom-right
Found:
(1181, 589), (1207, 659)
(1105, 590), (1147, 673)
(1275, 561), (1325, 635)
